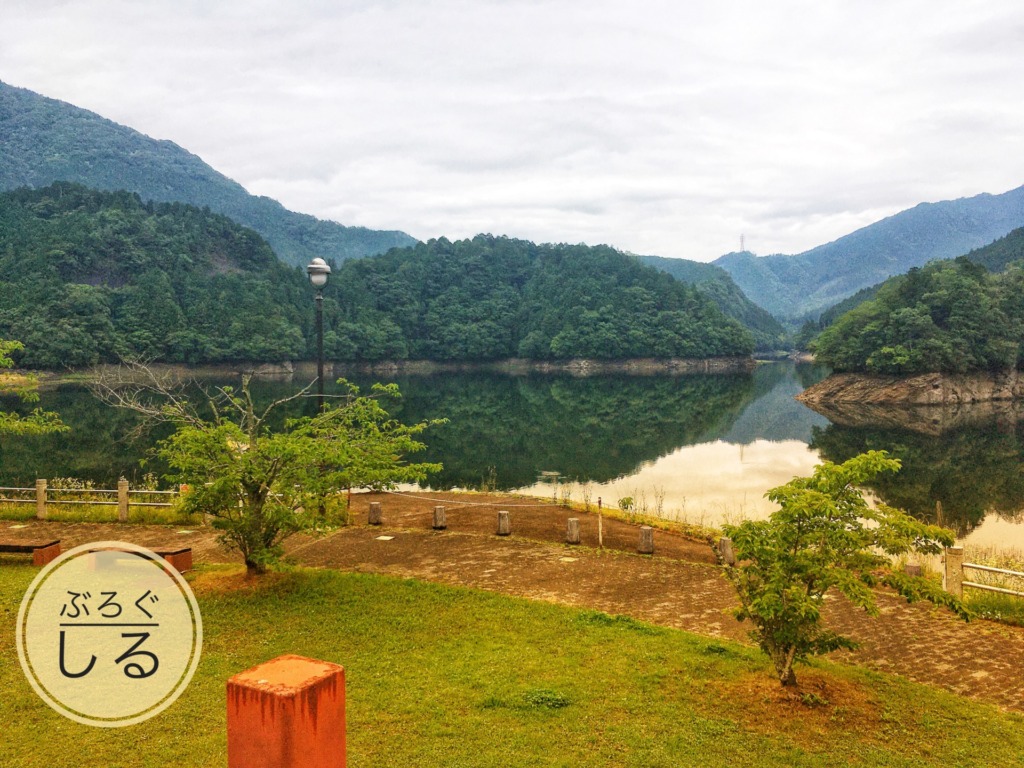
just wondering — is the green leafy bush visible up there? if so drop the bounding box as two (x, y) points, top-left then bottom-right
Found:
(721, 451), (968, 686)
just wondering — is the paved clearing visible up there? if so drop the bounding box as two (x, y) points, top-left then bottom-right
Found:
(4, 491), (1023, 712)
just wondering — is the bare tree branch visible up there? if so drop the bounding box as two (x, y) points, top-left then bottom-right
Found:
(89, 360), (209, 438)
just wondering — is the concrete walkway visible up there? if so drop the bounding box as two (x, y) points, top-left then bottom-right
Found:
(5, 503), (1024, 713)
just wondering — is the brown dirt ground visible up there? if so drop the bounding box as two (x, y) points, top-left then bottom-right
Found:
(4, 491), (1024, 713)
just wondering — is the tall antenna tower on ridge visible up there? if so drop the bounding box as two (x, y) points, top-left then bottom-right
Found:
(740, 234), (745, 253)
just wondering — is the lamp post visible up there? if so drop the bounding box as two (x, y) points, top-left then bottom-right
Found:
(306, 257), (331, 412)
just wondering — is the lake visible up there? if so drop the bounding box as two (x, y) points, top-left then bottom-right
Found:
(2, 361), (1022, 550)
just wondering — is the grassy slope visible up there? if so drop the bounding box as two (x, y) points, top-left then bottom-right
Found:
(2, 564), (1023, 767)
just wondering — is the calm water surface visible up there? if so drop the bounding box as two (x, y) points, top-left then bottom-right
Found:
(2, 361), (1022, 550)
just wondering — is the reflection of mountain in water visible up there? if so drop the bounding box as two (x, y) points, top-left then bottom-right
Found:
(0, 371), (765, 490)
(0, 374), (351, 486)
(800, 396), (1024, 437)
(0, 383), (171, 486)
(383, 373), (760, 489)
(721, 363), (830, 444)
(11, 364), (1024, 543)
(1, 364), (835, 493)
(811, 418), (1024, 537)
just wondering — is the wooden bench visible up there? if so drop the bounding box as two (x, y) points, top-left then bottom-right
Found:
(92, 546), (193, 574)
(0, 539), (61, 566)
(153, 547), (193, 573)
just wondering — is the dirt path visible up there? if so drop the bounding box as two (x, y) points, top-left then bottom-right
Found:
(4, 492), (1024, 713)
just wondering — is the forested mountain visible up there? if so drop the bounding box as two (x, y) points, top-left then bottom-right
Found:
(798, 226), (1024, 351)
(326, 235), (753, 361)
(793, 283), (885, 350)
(0, 81), (416, 268)
(715, 185), (1024, 320)
(636, 254), (787, 351)
(0, 183), (311, 367)
(0, 185), (753, 367)
(813, 257), (1024, 374)
(962, 226), (1024, 273)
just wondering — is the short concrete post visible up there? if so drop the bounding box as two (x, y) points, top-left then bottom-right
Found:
(227, 654), (346, 768)
(566, 518), (580, 545)
(945, 546), (964, 598)
(718, 536), (736, 566)
(117, 478), (129, 523)
(432, 505), (447, 530)
(35, 479), (47, 520)
(368, 502), (382, 526)
(497, 510), (511, 536)
(638, 526), (654, 555)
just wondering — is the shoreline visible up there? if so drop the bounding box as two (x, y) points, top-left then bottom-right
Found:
(35, 355), (758, 383)
(798, 369), (1024, 406)
(332, 356), (755, 377)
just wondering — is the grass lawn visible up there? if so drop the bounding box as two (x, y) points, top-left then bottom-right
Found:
(0, 503), (200, 526)
(2, 563), (1023, 767)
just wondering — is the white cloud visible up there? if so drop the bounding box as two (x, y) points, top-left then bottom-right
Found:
(2, 0), (1023, 260)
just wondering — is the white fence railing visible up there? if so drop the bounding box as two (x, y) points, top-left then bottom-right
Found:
(944, 546), (1024, 599)
(0, 479), (179, 522)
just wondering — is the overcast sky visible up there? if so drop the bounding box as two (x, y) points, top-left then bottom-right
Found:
(2, 0), (1023, 261)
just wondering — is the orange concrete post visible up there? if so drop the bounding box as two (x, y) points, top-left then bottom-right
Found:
(227, 654), (346, 768)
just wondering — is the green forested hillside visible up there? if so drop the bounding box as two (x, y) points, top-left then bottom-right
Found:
(715, 186), (1024, 320)
(0, 183), (311, 367)
(325, 236), (754, 361)
(815, 283), (884, 328)
(636, 254), (787, 351)
(794, 283), (885, 349)
(962, 227), (1024, 273)
(807, 227), (1024, 361)
(813, 257), (1024, 374)
(0, 186), (753, 367)
(0, 81), (416, 267)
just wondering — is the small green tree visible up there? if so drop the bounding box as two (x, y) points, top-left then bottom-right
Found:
(720, 451), (967, 687)
(0, 339), (66, 434)
(95, 364), (442, 575)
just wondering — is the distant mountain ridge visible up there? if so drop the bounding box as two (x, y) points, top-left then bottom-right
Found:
(0, 81), (792, 350)
(0, 80), (416, 267)
(715, 185), (1024, 320)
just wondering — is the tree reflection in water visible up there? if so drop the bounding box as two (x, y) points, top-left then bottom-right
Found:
(809, 403), (1024, 537)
